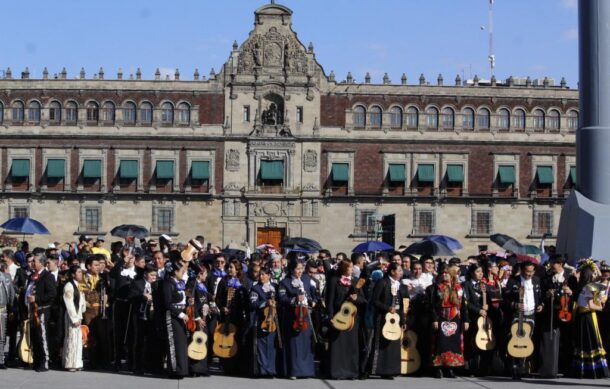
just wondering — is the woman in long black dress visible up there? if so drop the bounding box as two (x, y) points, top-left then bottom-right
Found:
(249, 267), (279, 377)
(430, 262), (469, 379)
(368, 262), (405, 379)
(278, 257), (317, 379)
(215, 259), (247, 375)
(326, 260), (366, 379)
(463, 263), (491, 375)
(188, 264), (212, 376)
(157, 259), (190, 379)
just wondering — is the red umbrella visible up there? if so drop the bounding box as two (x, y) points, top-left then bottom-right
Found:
(515, 254), (540, 265)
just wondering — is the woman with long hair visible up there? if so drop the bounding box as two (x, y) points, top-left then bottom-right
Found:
(249, 267), (279, 377)
(572, 260), (609, 378)
(326, 259), (365, 379)
(430, 262), (469, 378)
(463, 263), (492, 375)
(62, 265), (87, 371)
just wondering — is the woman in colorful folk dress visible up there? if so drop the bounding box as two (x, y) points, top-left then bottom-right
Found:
(430, 262), (469, 379)
(572, 260), (609, 379)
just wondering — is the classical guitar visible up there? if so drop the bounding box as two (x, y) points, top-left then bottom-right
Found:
(400, 298), (421, 375)
(507, 286), (534, 358)
(17, 319), (33, 364)
(475, 282), (496, 350)
(382, 290), (402, 341)
(188, 294), (209, 361)
(212, 287), (238, 359)
(331, 278), (366, 331)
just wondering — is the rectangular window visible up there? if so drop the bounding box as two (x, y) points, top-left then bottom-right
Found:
(413, 209), (435, 235)
(190, 161), (210, 193)
(354, 209), (377, 236)
(81, 207), (101, 232)
(296, 107), (304, 124)
(11, 206), (29, 219)
(533, 211), (553, 237)
(471, 210), (492, 236)
(65, 107), (77, 123)
(124, 107), (136, 124)
(243, 106), (250, 122)
(406, 109), (418, 129)
(446, 164), (464, 196)
(535, 165), (554, 197)
(259, 160), (284, 193)
(154, 208), (174, 233)
(49, 107), (61, 123)
(87, 107), (98, 122)
(477, 113), (490, 129)
(140, 106), (153, 124)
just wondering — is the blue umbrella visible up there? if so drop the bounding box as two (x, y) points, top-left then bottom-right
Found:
(352, 241), (394, 253)
(0, 217), (50, 235)
(403, 240), (455, 257)
(424, 235), (463, 250)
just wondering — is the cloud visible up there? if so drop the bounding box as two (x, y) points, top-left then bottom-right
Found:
(563, 27), (578, 41)
(561, 0), (577, 9)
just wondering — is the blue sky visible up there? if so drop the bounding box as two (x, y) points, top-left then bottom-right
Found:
(0, 0), (578, 86)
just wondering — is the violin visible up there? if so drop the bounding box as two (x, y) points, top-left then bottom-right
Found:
(185, 290), (197, 332)
(559, 293), (572, 322)
(293, 305), (309, 332)
(261, 295), (278, 333)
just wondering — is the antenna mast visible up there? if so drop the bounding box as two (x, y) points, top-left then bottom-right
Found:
(488, 0), (496, 78)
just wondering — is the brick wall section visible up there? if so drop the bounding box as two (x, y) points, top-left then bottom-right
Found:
(143, 149), (152, 191)
(196, 94), (225, 125)
(320, 95), (348, 127)
(179, 148), (187, 192)
(1, 148), (6, 189)
(107, 148), (115, 189)
(215, 143), (225, 193)
(70, 148), (79, 189)
(321, 142), (574, 197)
(35, 147), (43, 190)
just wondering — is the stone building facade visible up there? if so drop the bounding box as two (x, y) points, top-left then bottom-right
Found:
(0, 3), (578, 254)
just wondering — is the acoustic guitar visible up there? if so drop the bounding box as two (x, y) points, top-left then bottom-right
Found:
(475, 282), (496, 350)
(382, 289), (402, 341)
(17, 319), (33, 364)
(188, 328), (208, 361)
(400, 298), (421, 375)
(331, 278), (366, 331)
(507, 286), (534, 358)
(213, 287), (238, 359)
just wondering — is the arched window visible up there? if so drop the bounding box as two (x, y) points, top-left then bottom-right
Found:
(27, 101), (41, 124)
(49, 101), (61, 124)
(176, 102), (191, 125)
(390, 106), (403, 129)
(0, 102), (3, 124)
(86, 102), (99, 123)
(513, 109), (526, 130)
(370, 106), (382, 128)
(140, 102), (153, 125)
(497, 108), (510, 130)
(161, 102), (174, 124)
(533, 109), (545, 131)
(462, 108), (474, 130)
(65, 101), (78, 124)
(353, 105), (366, 128)
(101, 102), (115, 123)
(477, 108), (490, 130)
(548, 109), (560, 131)
(406, 107), (418, 129)
(567, 110), (579, 131)
(12, 101), (24, 122)
(123, 102), (136, 125)
(441, 107), (454, 130)
(426, 107), (439, 129)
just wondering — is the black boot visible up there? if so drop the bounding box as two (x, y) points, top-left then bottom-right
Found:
(434, 368), (443, 379)
(446, 368), (456, 378)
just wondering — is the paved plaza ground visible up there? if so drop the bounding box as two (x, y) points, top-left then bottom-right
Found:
(2, 369), (608, 389)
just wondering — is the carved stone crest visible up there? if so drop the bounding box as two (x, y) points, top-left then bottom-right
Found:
(226, 149), (240, 172)
(303, 150), (318, 172)
(237, 28), (308, 75)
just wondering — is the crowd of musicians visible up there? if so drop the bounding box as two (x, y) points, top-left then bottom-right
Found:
(0, 235), (608, 381)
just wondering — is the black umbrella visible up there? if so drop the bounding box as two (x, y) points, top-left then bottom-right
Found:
(402, 240), (455, 257)
(110, 224), (150, 239)
(490, 233), (526, 254)
(222, 248), (247, 261)
(280, 237), (323, 253)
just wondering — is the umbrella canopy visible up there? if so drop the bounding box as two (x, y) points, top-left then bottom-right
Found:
(490, 233), (526, 254)
(0, 217), (50, 235)
(522, 245), (542, 255)
(110, 224), (150, 239)
(221, 248), (247, 261)
(280, 237), (322, 253)
(352, 241), (394, 253)
(402, 240), (455, 257)
(515, 254), (540, 265)
(424, 235), (463, 250)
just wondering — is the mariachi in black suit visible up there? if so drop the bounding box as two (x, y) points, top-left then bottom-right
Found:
(27, 269), (57, 370)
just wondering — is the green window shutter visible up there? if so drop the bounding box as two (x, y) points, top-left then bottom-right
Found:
(260, 160), (284, 180)
(46, 159), (65, 178)
(83, 160), (102, 179)
(191, 161), (210, 180)
(11, 159), (30, 178)
(446, 164), (464, 183)
(156, 160), (174, 179)
(536, 166), (554, 184)
(119, 160), (138, 179)
(498, 165), (516, 184)
(570, 166), (576, 184)
(388, 164), (406, 182)
(417, 164), (435, 183)
(331, 163), (349, 182)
